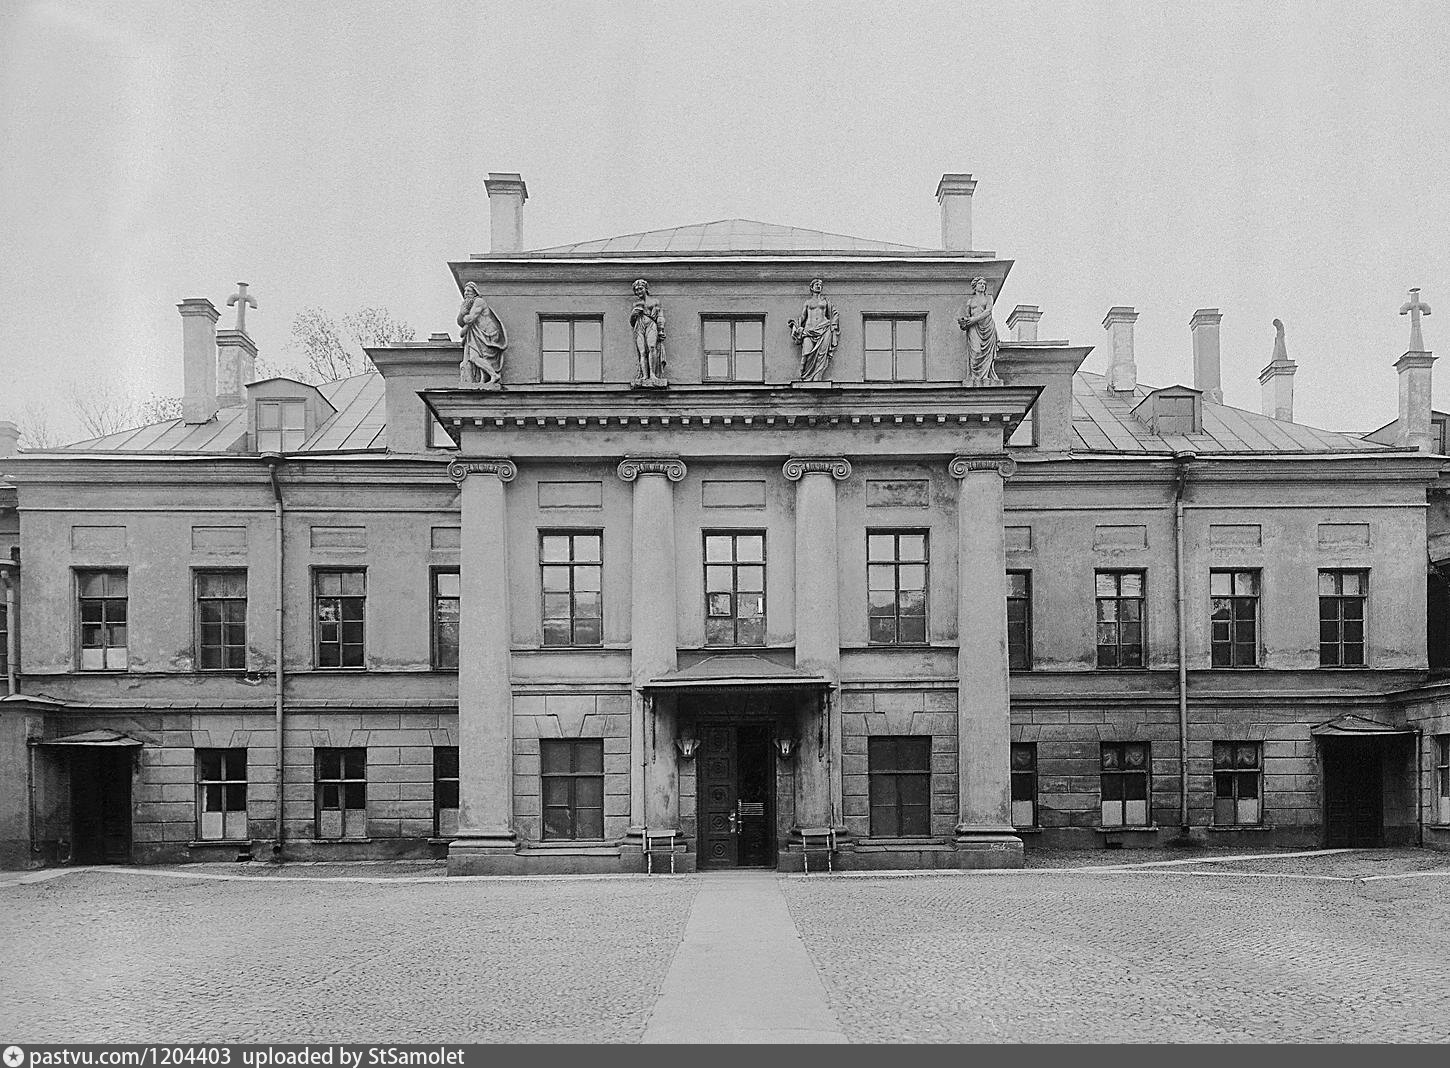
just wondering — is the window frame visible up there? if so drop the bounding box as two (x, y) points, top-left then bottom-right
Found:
(76, 568), (128, 672)
(1100, 741), (1151, 827)
(867, 736), (932, 837)
(1011, 741), (1038, 828)
(1210, 568), (1261, 668)
(862, 314), (927, 382)
(539, 315), (605, 383)
(703, 530), (768, 647)
(540, 738), (605, 841)
(194, 568), (247, 672)
(426, 412), (458, 450)
(434, 745), (460, 838)
(256, 398), (306, 452)
(1318, 568), (1368, 668)
(195, 748), (248, 842)
(431, 567), (461, 670)
(1095, 569), (1146, 669)
(1006, 401), (1038, 448)
(701, 314), (766, 383)
(1007, 569), (1033, 671)
(866, 530), (929, 646)
(1436, 735), (1450, 825)
(539, 531), (604, 648)
(1212, 740), (1263, 827)
(0, 594), (7, 677)
(314, 746), (367, 840)
(313, 567), (367, 670)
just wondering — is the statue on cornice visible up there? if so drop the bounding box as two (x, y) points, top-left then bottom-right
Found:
(790, 277), (840, 382)
(458, 282), (508, 389)
(630, 279), (668, 388)
(958, 277), (1004, 387)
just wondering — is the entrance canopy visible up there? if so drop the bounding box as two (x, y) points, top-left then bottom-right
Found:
(35, 729), (145, 747)
(642, 654), (829, 695)
(1311, 713), (1414, 737)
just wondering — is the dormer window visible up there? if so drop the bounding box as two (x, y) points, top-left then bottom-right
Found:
(1131, 386), (1202, 436)
(257, 399), (306, 452)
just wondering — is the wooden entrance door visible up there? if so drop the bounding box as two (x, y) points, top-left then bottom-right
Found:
(71, 748), (133, 863)
(1323, 739), (1383, 848)
(696, 721), (776, 869)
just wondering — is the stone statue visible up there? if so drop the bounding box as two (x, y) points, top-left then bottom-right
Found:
(957, 277), (1004, 386)
(457, 282), (508, 389)
(630, 279), (668, 388)
(789, 278), (840, 382)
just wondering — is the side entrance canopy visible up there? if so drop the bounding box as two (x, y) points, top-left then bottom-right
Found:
(642, 654), (829, 696)
(1310, 713), (1415, 737)
(34, 729), (145, 747)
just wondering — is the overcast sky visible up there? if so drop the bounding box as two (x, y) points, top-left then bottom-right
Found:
(3, 0), (1448, 440)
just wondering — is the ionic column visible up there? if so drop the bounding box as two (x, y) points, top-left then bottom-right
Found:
(783, 456), (851, 829)
(949, 454), (1024, 864)
(447, 458), (518, 869)
(617, 458), (686, 836)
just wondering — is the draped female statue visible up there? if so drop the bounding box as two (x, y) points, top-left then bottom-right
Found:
(957, 277), (1004, 386)
(790, 277), (840, 382)
(457, 282), (508, 389)
(630, 279), (668, 388)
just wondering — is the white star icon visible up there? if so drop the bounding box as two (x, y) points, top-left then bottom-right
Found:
(3, 1046), (24, 1068)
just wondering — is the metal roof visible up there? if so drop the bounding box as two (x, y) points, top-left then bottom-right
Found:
(527, 219), (930, 255)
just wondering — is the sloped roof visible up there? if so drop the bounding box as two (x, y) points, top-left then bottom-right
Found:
(527, 219), (931, 255)
(1071, 372), (1384, 454)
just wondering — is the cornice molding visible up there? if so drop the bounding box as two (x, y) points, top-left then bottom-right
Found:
(949, 454), (1017, 480)
(782, 457), (852, 481)
(446, 458), (517, 484)
(617, 457), (687, 482)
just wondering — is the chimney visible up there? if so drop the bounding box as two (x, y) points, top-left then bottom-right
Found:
(484, 172), (528, 253)
(1190, 308), (1224, 403)
(1006, 305), (1042, 342)
(179, 298), (220, 424)
(1102, 307), (1139, 392)
(0, 421), (19, 457)
(216, 332), (257, 407)
(1396, 287), (1435, 451)
(935, 173), (976, 251)
(1258, 318), (1297, 422)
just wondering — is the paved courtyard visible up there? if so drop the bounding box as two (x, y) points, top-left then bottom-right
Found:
(2, 849), (1447, 1043)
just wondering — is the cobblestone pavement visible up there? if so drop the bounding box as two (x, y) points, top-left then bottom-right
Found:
(2, 850), (1447, 1043)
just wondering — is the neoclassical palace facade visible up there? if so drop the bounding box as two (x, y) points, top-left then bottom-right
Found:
(2, 174), (1448, 872)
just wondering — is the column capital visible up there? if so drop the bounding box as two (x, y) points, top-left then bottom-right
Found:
(782, 456), (852, 482)
(447, 458), (517, 485)
(617, 457), (687, 482)
(948, 454), (1017, 480)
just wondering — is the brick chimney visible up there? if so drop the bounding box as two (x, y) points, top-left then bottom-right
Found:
(935, 173), (976, 251)
(485, 172), (528, 253)
(1190, 308), (1224, 403)
(216, 331), (257, 407)
(1006, 305), (1042, 342)
(179, 298), (220, 424)
(0, 420), (19, 457)
(1102, 307), (1139, 393)
(1259, 319), (1297, 422)
(1396, 287), (1435, 452)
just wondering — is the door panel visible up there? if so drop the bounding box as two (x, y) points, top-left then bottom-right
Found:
(695, 721), (778, 869)
(697, 725), (738, 869)
(1323, 740), (1383, 848)
(736, 724), (775, 867)
(71, 749), (133, 864)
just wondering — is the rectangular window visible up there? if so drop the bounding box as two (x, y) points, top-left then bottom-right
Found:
(256, 399), (306, 452)
(541, 739), (604, 840)
(1100, 741), (1150, 827)
(1095, 570), (1145, 668)
(196, 570), (247, 671)
(196, 748), (248, 841)
(77, 569), (127, 671)
(1436, 735), (1450, 825)
(541, 317), (604, 383)
(1007, 570), (1033, 671)
(0, 597), (7, 676)
(315, 747), (367, 839)
(434, 746), (460, 838)
(866, 531), (928, 645)
(704, 532), (766, 646)
(1210, 569), (1260, 667)
(1011, 742), (1038, 828)
(540, 532), (603, 646)
(1213, 741), (1262, 826)
(1319, 569), (1367, 667)
(863, 316), (926, 381)
(703, 317), (765, 382)
(432, 569), (460, 669)
(868, 736), (931, 836)
(314, 569), (365, 669)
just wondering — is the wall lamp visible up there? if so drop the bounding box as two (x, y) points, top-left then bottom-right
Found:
(675, 737), (700, 759)
(774, 737), (798, 760)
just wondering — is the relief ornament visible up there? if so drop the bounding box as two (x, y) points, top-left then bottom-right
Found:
(790, 277), (840, 382)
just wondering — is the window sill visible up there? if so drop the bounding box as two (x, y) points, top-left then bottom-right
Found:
(314, 837), (373, 843)
(312, 668), (370, 674)
(1013, 826), (1044, 835)
(188, 839), (253, 848)
(1094, 825), (1158, 834)
(1206, 824), (1271, 832)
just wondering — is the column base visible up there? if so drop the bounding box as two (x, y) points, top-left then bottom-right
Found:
(953, 825), (1025, 869)
(446, 833), (518, 875)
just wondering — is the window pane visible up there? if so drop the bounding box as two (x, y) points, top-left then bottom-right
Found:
(734, 319), (763, 350)
(1234, 572), (1258, 596)
(703, 319), (733, 351)
(541, 350), (571, 381)
(706, 353), (731, 379)
(574, 535), (602, 563)
(895, 351), (924, 380)
(704, 536), (732, 563)
(435, 572), (460, 598)
(573, 319), (602, 350)
(574, 350), (603, 382)
(866, 535), (895, 562)
(541, 319), (571, 350)
(736, 535), (764, 562)
(898, 535), (927, 562)
(735, 350), (763, 381)
(864, 350), (893, 380)
(1120, 573), (1143, 598)
(863, 319), (893, 350)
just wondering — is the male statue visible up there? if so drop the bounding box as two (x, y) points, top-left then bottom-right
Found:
(457, 282), (508, 389)
(630, 278), (668, 388)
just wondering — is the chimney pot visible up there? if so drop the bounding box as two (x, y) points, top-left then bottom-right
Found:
(1102, 306), (1139, 392)
(935, 173), (976, 251)
(178, 298), (220, 424)
(1190, 308), (1224, 404)
(1258, 318), (1297, 422)
(484, 172), (528, 253)
(1006, 305), (1042, 342)
(0, 420), (19, 457)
